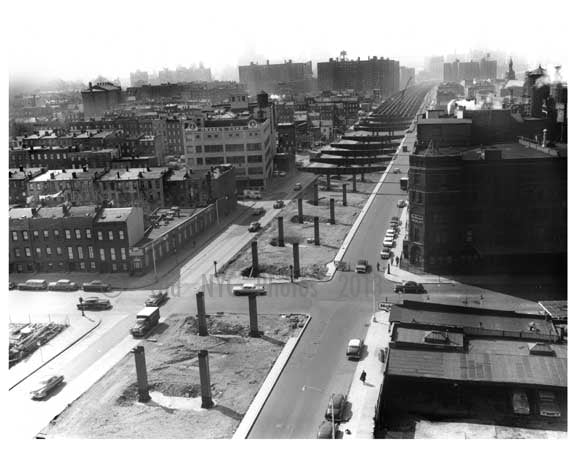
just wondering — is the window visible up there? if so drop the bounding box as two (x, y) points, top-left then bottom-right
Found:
(110, 248), (116, 261)
(85, 229), (92, 239)
(22, 231), (29, 241)
(119, 230), (125, 240)
(25, 247), (31, 257)
(108, 231), (114, 241)
(56, 247), (62, 255)
(97, 231), (103, 241)
(43, 230), (49, 240)
(195, 146), (203, 153)
(33, 230), (39, 240)
(90, 262), (96, 270)
(247, 155), (262, 163)
(205, 156), (224, 165)
(121, 247), (127, 260)
(77, 246), (84, 259)
(225, 144), (244, 152)
(204, 144), (224, 153)
(197, 158), (204, 165)
(80, 262), (86, 270)
(88, 246), (94, 258)
(67, 247), (74, 260)
(35, 247), (42, 257)
(54, 229), (60, 239)
(14, 248), (21, 257)
(65, 229), (72, 240)
(11, 231), (17, 241)
(46, 247), (52, 256)
(75, 229), (81, 239)
(99, 248), (106, 261)
(247, 143), (262, 151)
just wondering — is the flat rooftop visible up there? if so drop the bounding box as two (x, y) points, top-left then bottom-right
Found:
(100, 168), (167, 181)
(136, 207), (202, 245)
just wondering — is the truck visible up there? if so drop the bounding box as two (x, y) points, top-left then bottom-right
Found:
(130, 306), (160, 338)
(400, 177), (408, 191)
(243, 189), (262, 200)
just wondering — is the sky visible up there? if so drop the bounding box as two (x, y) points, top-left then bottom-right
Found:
(3, 0), (573, 86)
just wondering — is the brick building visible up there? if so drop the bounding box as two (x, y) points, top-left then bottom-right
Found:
(81, 82), (122, 118)
(27, 168), (107, 206)
(9, 167), (45, 205)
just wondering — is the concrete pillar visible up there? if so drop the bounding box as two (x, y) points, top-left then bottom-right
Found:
(277, 216), (284, 247)
(297, 198), (303, 224)
(329, 198), (335, 224)
(132, 346), (150, 403)
(352, 174), (357, 192)
(292, 242), (300, 279)
(342, 184), (347, 206)
(326, 174), (331, 191)
(251, 240), (259, 275)
(198, 350), (214, 409)
(196, 291), (208, 336)
(248, 294), (259, 338)
(313, 182), (319, 206)
(314, 217), (320, 246)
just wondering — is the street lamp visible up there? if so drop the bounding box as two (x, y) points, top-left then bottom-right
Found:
(330, 393), (335, 439)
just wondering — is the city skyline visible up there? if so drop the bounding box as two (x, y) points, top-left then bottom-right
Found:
(4, 0), (572, 86)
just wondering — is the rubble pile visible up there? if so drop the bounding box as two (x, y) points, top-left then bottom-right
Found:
(9, 322), (67, 368)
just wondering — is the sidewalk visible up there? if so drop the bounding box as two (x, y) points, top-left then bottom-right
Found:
(340, 310), (390, 439)
(9, 314), (101, 390)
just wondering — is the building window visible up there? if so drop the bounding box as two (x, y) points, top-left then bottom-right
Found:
(65, 229), (72, 240)
(14, 248), (21, 257)
(247, 155), (262, 163)
(22, 231), (29, 241)
(88, 246), (94, 259)
(99, 248), (106, 261)
(46, 247), (52, 256)
(86, 229), (92, 239)
(77, 246), (84, 260)
(33, 230), (39, 240)
(90, 262), (96, 270)
(43, 230), (49, 240)
(197, 158), (204, 165)
(119, 230), (125, 240)
(67, 247), (74, 260)
(108, 231), (114, 240)
(11, 231), (18, 241)
(56, 247), (62, 255)
(110, 248), (116, 261)
(36, 247), (42, 258)
(204, 145), (223, 153)
(75, 229), (81, 239)
(80, 262), (86, 270)
(112, 263), (118, 272)
(195, 146), (203, 153)
(54, 229), (60, 239)
(97, 231), (103, 240)
(121, 247), (126, 260)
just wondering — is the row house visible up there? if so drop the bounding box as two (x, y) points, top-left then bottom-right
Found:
(27, 168), (107, 206)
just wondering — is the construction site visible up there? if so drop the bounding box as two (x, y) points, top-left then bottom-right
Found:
(41, 312), (306, 438)
(9, 321), (68, 368)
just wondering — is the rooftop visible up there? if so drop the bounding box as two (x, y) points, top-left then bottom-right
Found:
(96, 208), (135, 223)
(30, 169), (102, 182)
(9, 168), (44, 180)
(100, 168), (168, 181)
(418, 118), (472, 125)
(136, 208), (201, 245)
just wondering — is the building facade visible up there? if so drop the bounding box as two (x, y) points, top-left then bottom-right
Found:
(81, 82), (122, 119)
(238, 60), (314, 95)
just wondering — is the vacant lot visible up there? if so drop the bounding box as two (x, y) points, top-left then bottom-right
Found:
(43, 312), (307, 438)
(222, 172), (383, 281)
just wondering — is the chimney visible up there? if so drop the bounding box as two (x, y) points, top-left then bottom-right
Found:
(117, 171), (120, 179)
(19, 166), (24, 172)
(50, 172), (55, 180)
(542, 129), (548, 147)
(72, 172), (77, 179)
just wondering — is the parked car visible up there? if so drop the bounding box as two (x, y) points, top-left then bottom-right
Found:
(355, 259), (369, 273)
(145, 291), (168, 307)
(18, 279), (48, 291)
(294, 182), (302, 191)
(48, 279), (78, 291)
(393, 167), (401, 174)
(82, 280), (111, 292)
(317, 420), (339, 439)
(325, 394), (346, 422)
(9, 282), (16, 290)
(252, 207), (265, 216)
(273, 200), (285, 209)
(248, 221), (261, 232)
(30, 375), (64, 400)
(279, 171), (287, 177)
(77, 297), (112, 310)
(538, 390), (561, 417)
(511, 390), (531, 415)
(232, 283), (267, 296)
(394, 281), (426, 294)
(397, 199), (407, 208)
(346, 338), (364, 359)
(382, 238), (395, 248)
(380, 248), (392, 259)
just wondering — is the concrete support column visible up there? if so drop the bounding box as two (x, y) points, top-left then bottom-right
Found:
(132, 346), (150, 403)
(313, 182), (319, 206)
(198, 350), (214, 409)
(248, 294), (259, 338)
(326, 174), (331, 191)
(329, 198), (335, 224)
(314, 217), (320, 246)
(251, 240), (259, 275)
(292, 242), (300, 279)
(297, 198), (303, 224)
(342, 184), (347, 206)
(196, 291), (208, 336)
(352, 174), (357, 192)
(277, 216), (284, 247)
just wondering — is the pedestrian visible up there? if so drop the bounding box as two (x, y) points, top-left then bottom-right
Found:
(395, 256), (399, 266)
(360, 370), (367, 384)
(376, 262), (380, 272)
(387, 263), (391, 274)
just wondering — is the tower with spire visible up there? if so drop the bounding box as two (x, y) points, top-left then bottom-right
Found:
(505, 58), (515, 81)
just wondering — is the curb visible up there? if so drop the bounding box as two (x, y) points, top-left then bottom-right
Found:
(9, 318), (102, 391)
(233, 313), (312, 439)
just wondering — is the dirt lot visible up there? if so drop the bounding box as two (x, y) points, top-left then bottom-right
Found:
(43, 312), (307, 438)
(221, 172), (383, 281)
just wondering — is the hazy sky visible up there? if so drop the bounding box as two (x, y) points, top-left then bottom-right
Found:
(4, 0), (572, 84)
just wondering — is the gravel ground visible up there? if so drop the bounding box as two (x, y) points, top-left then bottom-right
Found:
(221, 173), (383, 282)
(42, 312), (306, 439)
